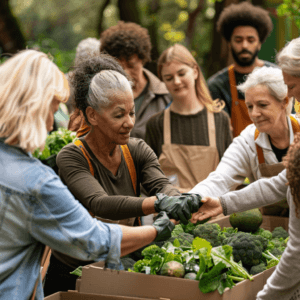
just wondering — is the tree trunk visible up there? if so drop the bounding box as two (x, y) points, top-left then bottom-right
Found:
(185, 0), (205, 48)
(144, 0), (161, 75)
(205, 0), (241, 78)
(0, 0), (26, 54)
(97, 0), (111, 37)
(117, 0), (141, 24)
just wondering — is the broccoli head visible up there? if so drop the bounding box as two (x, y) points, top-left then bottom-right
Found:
(165, 232), (194, 247)
(193, 223), (225, 247)
(269, 247), (284, 257)
(141, 244), (165, 259)
(250, 262), (266, 275)
(269, 238), (284, 249)
(272, 227), (289, 240)
(223, 232), (267, 267)
(254, 228), (273, 240)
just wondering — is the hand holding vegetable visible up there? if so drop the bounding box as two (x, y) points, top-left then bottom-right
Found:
(152, 211), (176, 242)
(190, 196), (223, 224)
(154, 193), (202, 225)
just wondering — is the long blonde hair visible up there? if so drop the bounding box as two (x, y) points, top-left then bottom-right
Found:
(0, 50), (69, 152)
(157, 44), (224, 112)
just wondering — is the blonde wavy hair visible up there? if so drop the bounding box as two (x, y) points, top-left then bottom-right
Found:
(0, 50), (69, 152)
(157, 44), (224, 112)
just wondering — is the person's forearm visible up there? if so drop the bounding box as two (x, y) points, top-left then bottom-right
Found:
(141, 196), (157, 215)
(221, 170), (288, 215)
(120, 225), (157, 257)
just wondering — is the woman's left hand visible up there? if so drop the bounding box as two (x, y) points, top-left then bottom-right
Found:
(190, 196), (223, 223)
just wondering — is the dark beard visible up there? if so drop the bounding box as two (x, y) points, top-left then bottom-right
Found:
(231, 48), (260, 67)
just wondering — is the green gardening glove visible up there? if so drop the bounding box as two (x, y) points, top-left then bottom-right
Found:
(154, 193), (202, 225)
(152, 211), (175, 242)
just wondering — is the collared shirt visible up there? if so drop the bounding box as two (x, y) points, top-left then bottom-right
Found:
(0, 139), (122, 300)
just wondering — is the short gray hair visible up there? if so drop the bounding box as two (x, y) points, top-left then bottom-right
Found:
(75, 38), (101, 65)
(277, 37), (300, 77)
(238, 66), (292, 115)
(87, 70), (133, 112)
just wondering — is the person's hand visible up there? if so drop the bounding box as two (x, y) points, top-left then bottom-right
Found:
(190, 196), (223, 223)
(154, 193), (202, 225)
(152, 211), (176, 242)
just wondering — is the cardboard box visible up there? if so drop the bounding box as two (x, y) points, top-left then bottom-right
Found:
(77, 215), (288, 300)
(45, 291), (158, 300)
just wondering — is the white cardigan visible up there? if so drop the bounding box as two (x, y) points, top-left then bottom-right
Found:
(220, 170), (300, 300)
(189, 115), (299, 198)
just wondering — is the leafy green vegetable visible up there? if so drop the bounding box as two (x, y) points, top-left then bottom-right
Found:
(33, 128), (77, 159)
(198, 262), (227, 294)
(70, 266), (82, 277)
(211, 246), (253, 281)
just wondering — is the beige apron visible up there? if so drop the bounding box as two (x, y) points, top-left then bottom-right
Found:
(255, 115), (300, 216)
(158, 107), (219, 191)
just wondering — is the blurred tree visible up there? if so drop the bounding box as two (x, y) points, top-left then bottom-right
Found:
(97, 0), (111, 35)
(205, 0), (241, 78)
(118, 0), (141, 23)
(0, 0), (26, 54)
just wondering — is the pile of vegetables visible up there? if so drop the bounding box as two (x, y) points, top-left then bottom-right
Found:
(33, 128), (77, 160)
(127, 222), (289, 295)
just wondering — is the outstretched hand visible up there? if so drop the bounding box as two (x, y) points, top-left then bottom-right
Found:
(190, 196), (223, 223)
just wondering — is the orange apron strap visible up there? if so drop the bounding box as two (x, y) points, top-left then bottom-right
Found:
(120, 145), (141, 226)
(77, 118), (91, 138)
(74, 139), (94, 176)
(228, 65), (239, 102)
(254, 129), (265, 164)
(120, 145), (137, 195)
(290, 115), (300, 132)
(163, 107), (171, 145)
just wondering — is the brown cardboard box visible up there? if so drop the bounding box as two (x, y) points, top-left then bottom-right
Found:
(77, 215), (288, 300)
(44, 291), (158, 300)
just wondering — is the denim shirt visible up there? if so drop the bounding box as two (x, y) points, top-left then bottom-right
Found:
(0, 139), (123, 300)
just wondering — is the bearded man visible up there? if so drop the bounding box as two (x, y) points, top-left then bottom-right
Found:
(207, 2), (274, 137)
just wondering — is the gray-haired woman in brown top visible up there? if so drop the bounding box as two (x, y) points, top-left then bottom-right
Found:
(44, 54), (203, 295)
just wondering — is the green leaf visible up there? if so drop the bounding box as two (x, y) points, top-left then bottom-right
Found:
(173, 238), (181, 248)
(217, 274), (235, 295)
(199, 262), (227, 294)
(70, 266), (82, 277)
(192, 237), (212, 253)
(211, 246), (253, 280)
(196, 253), (206, 280)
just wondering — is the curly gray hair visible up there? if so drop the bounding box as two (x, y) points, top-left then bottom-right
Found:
(75, 38), (101, 65)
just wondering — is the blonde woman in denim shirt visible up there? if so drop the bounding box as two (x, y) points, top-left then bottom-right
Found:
(0, 50), (176, 300)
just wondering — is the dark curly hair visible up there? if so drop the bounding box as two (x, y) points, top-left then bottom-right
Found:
(217, 2), (273, 43)
(100, 21), (151, 64)
(284, 132), (300, 218)
(69, 54), (128, 123)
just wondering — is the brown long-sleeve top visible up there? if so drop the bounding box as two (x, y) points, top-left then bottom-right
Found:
(56, 137), (180, 220)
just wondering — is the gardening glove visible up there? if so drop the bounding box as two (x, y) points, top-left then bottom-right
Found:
(154, 193), (202, 225)
(152, 211), (175, 242)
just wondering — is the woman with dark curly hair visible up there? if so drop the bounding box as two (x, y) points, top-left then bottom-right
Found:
(99, 21), (171, 140)
(43, 54), (203, 295)
(193, 37), (300, 300)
